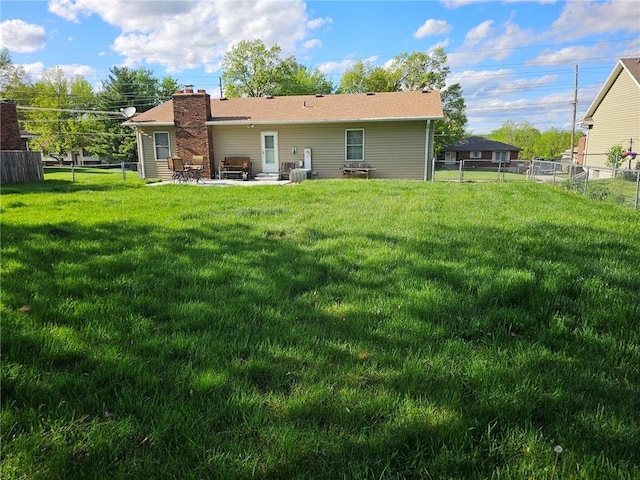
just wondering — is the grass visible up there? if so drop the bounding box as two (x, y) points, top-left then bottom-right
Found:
(2, 173), (639, 479)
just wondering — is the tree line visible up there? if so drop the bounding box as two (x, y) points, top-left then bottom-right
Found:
(1, 41), (580, 162)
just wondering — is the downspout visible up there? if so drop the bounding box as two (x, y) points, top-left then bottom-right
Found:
(135, 127), (146, 178)
(424, 119), (431, 181)
(583, 127), (590, 167)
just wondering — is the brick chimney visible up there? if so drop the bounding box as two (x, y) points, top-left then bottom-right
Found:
(172, 88), (214, 178)
(1, 99), (25, 151)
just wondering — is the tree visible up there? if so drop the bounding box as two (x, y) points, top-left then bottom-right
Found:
(533, 128), (579, 159)
(222, 39), (332, 97)
(0, 48), (34, 110)
(605, 144), (626, 168)
(338, 60), (393, 93)
(25, 67), (96, 159)
(89, 66), (179, 162)
(387, 49), (449, 92)
(337, 48), (466, 153)
(488, 121), (541, 160)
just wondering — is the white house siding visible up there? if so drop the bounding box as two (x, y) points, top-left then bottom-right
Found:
(138, 126), (177, 180)
(585, 70), (640, 168)
(211, 120), (429, 180)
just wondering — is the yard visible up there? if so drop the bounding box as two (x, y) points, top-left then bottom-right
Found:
(2, 173), (639, 479)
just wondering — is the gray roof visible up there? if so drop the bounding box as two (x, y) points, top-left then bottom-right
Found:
(443, 136), (521, 152)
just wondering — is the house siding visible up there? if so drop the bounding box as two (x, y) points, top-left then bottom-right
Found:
(585, 69), (640, 168)
(211, 120), (429, 180)
(138, 126), (177, 180)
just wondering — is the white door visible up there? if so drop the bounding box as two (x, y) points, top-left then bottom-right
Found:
(261, 131), (279, 173)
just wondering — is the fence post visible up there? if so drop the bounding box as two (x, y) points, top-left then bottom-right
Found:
(431, 156), (435, 183)
(458, 159), (463, 183)
(583, 167), (589, 195)
(121, 162), (126, 181)
(635, 170), (639, 210)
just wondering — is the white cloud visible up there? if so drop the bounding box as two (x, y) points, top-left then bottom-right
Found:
(48, 0), (188, 32)
(56, 64), (98, 78)
(318, 55), (378, 75)
(48, 0), (323, 73)
(414, 19), (452, 39)
(0, 19), (47, 53)
(448, 20), (536, 68)
(303, 39), (322, 50)
(464, 20), (494, 46)
(550, 0), (640, 41)
(526, 43), (611, 66)
(307, 17), (332, 29)
(21, 62), (45, 79)
(443, 0), (557, 8)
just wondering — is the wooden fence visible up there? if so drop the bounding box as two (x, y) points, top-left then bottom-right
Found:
(1, 151), (44, 185)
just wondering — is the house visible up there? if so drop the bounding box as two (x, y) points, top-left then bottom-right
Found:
(439, 136), (521, 167)
(41, 148), (103, 166)
(124, 88), (443, 181)
(19, 130), (38, 151)
(580, 58), (640, 169)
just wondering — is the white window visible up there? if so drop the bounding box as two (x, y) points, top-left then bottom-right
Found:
(154, 132), (171, 160)
(345, 129), (364, 162)
(493, 151), (508, 163)
(470, 151), (482, 159)
(444, 151), (456, 164)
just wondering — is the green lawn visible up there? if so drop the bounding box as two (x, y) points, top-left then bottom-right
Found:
(2, 175), (639, 479)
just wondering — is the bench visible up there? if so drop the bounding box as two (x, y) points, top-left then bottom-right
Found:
(341, 162), (376, 179)
(219, 156), (252, 180)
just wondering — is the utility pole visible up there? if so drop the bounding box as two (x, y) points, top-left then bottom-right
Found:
(570, 64), (578, 164)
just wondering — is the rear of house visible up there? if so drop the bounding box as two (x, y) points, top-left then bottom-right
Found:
(126, 89), (444, 181)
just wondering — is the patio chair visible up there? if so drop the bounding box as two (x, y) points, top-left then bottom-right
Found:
(188, 155), (205, 183)
(168, 156), (186, 182)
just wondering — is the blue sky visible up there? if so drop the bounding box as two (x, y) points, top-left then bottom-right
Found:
(1, 0), (639, 134)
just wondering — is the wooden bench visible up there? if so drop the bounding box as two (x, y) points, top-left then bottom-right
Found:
(341, 162), (376, 179)
(219, 156), (252, 180)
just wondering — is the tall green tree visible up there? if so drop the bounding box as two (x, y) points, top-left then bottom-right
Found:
(222, 39), (332, 97)
(338, 48), (466, 153)
(89, 66), (179, 162)
(0, 48), (34, 111)
(25, 67), (96, 159)
(338, 60), (393, 93)
(533, 128), (579, 159)
(488, 121), (541, 160)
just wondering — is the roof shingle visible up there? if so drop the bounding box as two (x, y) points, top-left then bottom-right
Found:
(127, 90), (443, 125)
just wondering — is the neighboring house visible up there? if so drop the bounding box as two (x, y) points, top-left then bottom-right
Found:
(19, 130), (38, 151)
(124, 87), (444, 181)
(41, 148), (103, 166)
(439, 136), (521, 167)
(580, 58), (640, 169)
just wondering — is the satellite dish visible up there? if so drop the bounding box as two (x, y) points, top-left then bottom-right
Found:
(120, 106), (137, 119)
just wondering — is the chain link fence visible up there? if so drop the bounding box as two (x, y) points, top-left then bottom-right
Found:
(431, 158), (638, 210)
(529, 159), (639, 210)
(42, 162), (141, 183)
(432, 159), (531, 183)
